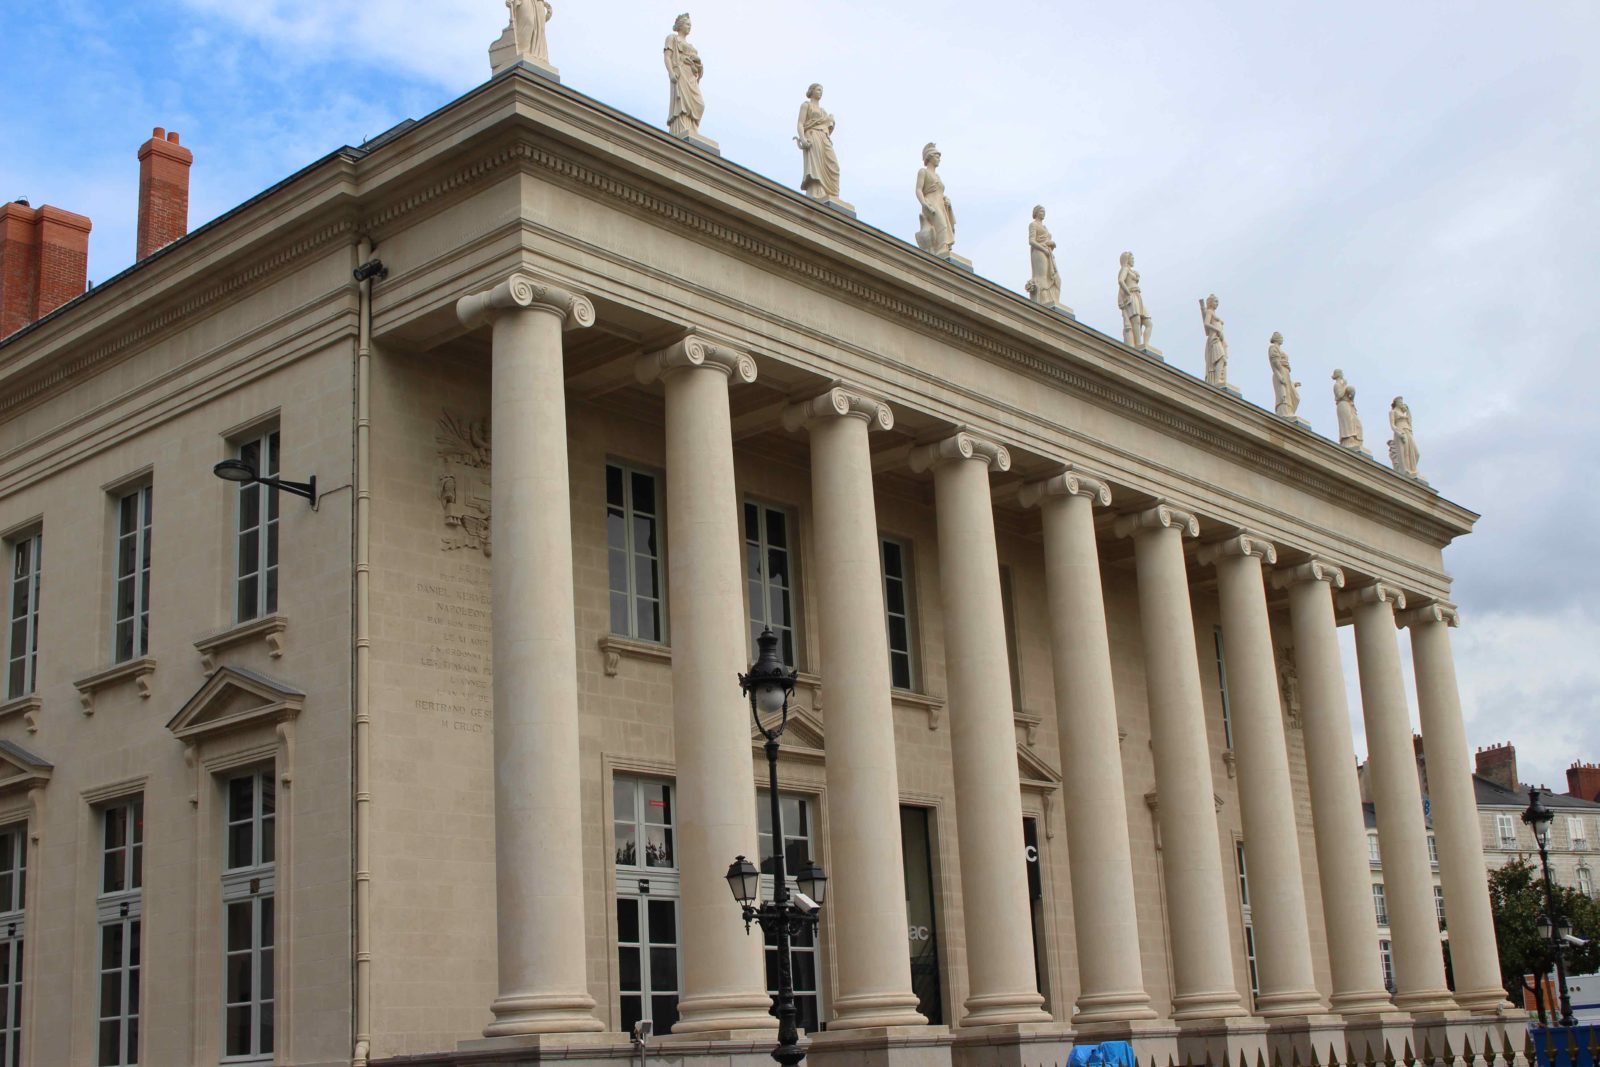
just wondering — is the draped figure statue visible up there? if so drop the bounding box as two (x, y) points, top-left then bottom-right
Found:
(795, 84), (841, 201)
(1199, 294), (1229, 387)
(914, 143), (955, 257)
(1025, 206), (1062, 306)
(663, 14), (706, 139)
(1267, 332), (1301, 419)
(507, 0), (553, 65)
(1118, 252), (1152, 349)
(1388, 396), (1422, 478)
(1332, 369), (1364, 449)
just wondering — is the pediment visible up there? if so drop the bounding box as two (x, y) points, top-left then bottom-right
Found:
(1018, 743), (1061, 793)
(0, 740), (53, 795)
(751, 706), (825, 761)
(167, 666), (304, 743)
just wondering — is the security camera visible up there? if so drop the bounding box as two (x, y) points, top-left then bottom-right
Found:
(792, 892), (819, 915)
(632, 1019), (654, 1044)
(352, 258), (388, 282)
(1563, 933), (1591, 948)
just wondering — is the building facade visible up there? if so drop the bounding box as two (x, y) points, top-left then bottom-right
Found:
(1473, 744), (1600, 895)
(0, 59), (1518, 1067)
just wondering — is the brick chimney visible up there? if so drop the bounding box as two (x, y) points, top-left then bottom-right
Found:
(1, 199), (93, 339)
(137, 127), (192, 261)
(1569, 761), (1600, 803)
(1475, 742), (1519, 793)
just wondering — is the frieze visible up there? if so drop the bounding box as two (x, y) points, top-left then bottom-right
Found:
(436, 410), (492, 556)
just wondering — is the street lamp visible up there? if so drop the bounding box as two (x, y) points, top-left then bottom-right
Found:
(1522, 788), (1576, 1027)
(727, 627), (826, 1067)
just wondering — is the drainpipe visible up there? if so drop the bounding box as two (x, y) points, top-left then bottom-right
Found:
(351, 235), (375, 1066)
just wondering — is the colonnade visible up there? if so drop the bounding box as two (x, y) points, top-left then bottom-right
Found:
(456, 274), (1505, 1042)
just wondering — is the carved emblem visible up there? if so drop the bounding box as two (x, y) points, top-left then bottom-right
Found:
(436, 411), (492, 556)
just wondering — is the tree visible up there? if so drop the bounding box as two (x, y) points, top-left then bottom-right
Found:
(1488, 858), (1600, 1022)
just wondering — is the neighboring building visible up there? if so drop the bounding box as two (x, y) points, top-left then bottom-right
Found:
(0, 28), (1515, 1067)
(1473, 744), (1600, 895)
(1361, 803), (1446, 994)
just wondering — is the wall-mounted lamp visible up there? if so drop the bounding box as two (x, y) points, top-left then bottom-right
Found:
(353, 259), (388, 282)
(213, 458), (318, 506)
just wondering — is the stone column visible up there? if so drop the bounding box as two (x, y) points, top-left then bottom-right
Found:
(1018, 468), (1157, 1026)
(636, 336), (776, 1034)
(782, 387), (926, 1030)
(1340, 583), (1454, 1013)
(1111, 504), (1245, 1022)
(1270, 562), (1394, 1017)
(1199, 533), (1324, 1017)
(1401, 603), (1507, 1012)
(909, 431), (1050, 1026)
(456, 275), (602, 1035)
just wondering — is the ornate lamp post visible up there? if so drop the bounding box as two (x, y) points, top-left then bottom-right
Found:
(1522, 788), (1577, 1027)
(725, 627), (828, 1067)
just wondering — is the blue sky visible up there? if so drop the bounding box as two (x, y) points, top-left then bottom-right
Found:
(5, 0), (1599, 789)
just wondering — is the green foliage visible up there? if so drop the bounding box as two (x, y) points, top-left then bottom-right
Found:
(1488, 858), (1600, 1014)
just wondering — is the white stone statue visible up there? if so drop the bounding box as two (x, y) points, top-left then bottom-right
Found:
(663, 14), (706, 140)
(1388, 396), (1422, 478)
(506, 0), (553, 66)
(914, 143), (956, 257)
(1332, 369), (1364, 449)
(1117, 252), (1152, 349)
(1198, 294), (1229, 388)
(1267, 332), (1301, 419)
(795, 84), (841, 201)
(1025, 206), (1062, 307)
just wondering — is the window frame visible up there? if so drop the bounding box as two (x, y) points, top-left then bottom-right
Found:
(221, 769), (276, 1062)
(1496, 812), (1517, 847)
(1234, 839), (1258, 1007)
(6, 530), (43, 700)
(1379, 939), (1395, 992)
(755, 789), (822, 1033)
(1368, 833), (1382, 865)
(998, 565), (1022, 712)
(1372, 882), (1389, 927)
(1213, 624), (1234, 749)
(232, 430), (281, 624)
(1433, 884), (1447, 930)
(880, 536), (917, 691)
(97, 797), (144, 1067)
(1568, 815), (1588, 851)
(611, 774), (682, 1036)
(0, 822), (27, 1067)
(112, 485), (154, 664)
(1426, 833), (1438, 866)
(744, 500), (801, 669)
(605, 462), (667, 645)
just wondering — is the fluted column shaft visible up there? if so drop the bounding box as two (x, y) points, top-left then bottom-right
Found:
(637, 337), (775, 1033)
(1404, 604), (1507, 1012)
(1114, 505), (1245, 1022)
(784, 388), (925, 1029)
(1274, 564), (1393, 1016)
(1343, 585), (1454, 1013)
(458, 276), (602, 1035)
(911, 432), (1049, 1026)
(1021, 470), (1156, 1025)
(1202, 535), (1323, 1017)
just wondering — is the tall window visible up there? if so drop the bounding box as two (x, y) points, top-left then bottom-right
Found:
(1496, 813), (1517, 847)
(98, 798), (143, 1066)
(1427, 834), (1439, 866)
(613, 777), (679, 1036)
(113, 487), (153, 663)
(6, 532), (42, 700)
(757, 791), (820, 1033)
(1368, 833), (1381, 864)
(1378, 940), (1395, 992)
(0, 825), (25, 1067)
(606, 464), (663, 643)
(999, 566), (1022, 710)
(234, 432), (280, 622)
(1235, 841), (1258, 1006)
(1578, 866), (1593, 898)
(1372, 883), (1389, 927)
(1213, 625), (1234, 748)
(223, 770), (275, 1059)
(745, 503), (797, 667)
(1433, 884), (1447, 930)
(881, 538), (915, 690)
(1568, 816), (1589, 851)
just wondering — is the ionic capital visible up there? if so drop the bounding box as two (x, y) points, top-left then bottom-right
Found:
(1197, 530), (1278, 567)
(635, 334), (758, 386)
(781, 383), (894, 433)
(908, 430), (1011, 474)
(1335, 581), (1407, 612)
(1017, 464), (1113, 509)
(456, 273), (596, 331)
(1398, 601), (1460, 630)
(1112, 502), (1199, 540)
(1269, 559), (1347, 592)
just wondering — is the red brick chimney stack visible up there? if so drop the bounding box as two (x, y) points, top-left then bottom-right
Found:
(1568, 761), (1600, 803)
(1475, 742), (1519, 794)
(1, 199), (93, 339)
(137, 127), (192, 261)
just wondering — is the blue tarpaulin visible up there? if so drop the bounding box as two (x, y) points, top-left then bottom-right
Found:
(1532, 1025), (1598, 1067)
(1067, 1041), (1138, 1067)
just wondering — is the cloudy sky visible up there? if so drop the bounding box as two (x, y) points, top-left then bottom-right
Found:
(5, 1), (1598, 788)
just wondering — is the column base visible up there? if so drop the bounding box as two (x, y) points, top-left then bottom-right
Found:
(807, 1025), (954, 1067)
(670, 993), (782, 1035)
(481, 992), (605, 1037)
(1174, 1016), (1269, 1067)
(1454, 985), (1515, 1013)
(1070, 990), (1161, 1027)
(960, 990), (1052, 1028)
(1169, 987), (1250, 1023)
(1262, 1013), (1345, 1066)
(1255, 988), (1330, 1018)
(1393, 986), (1458, 1014)
(1072, 1019), (1179, 1066)
(1328, 987), (1398, 1017)
(829, 991), (931, 1030)
(949, 1022), (1074, 1067)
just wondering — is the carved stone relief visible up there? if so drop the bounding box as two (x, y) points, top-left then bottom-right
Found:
(436, 411), (492, 556)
